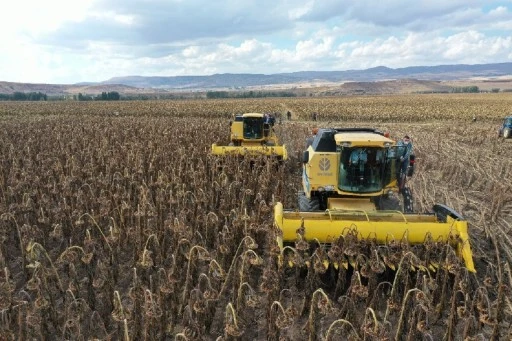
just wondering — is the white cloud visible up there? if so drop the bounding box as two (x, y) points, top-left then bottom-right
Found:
(296, 36), (335, 60)
(288, 1), (314, 20)
(90, 12), (136, 26)
(489, 5), (509, 17)
(182, 46), (200, 58)
(442, 31), (512, 62)
(0, 0), (95, 36)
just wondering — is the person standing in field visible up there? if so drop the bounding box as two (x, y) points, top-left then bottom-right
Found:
(305, 127), (318, 148)
(287, 111), (292, 120)
(275, 112), (282, 124)
(397, 135), (413, 176)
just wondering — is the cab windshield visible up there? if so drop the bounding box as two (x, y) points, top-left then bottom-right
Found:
(338, 146), (397, 193)
(505, 117), (512, 125)
(243, 117), (263, 139)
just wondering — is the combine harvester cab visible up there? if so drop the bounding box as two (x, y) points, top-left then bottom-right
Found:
(274, 128), (475, 273)
(211, 113), (287, 160)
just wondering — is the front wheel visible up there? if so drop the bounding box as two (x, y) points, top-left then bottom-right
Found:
(376, 193), (401, 211)
(298, 191), (320, 211)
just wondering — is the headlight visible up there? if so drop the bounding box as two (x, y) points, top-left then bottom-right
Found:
(317, 187), (325, 192)
(341, 142), (351, 147)
(324, 185), (335, 191)
(384, 142), (392, 147)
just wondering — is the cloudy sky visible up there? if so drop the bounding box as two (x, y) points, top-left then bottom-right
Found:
(1, 0), (511, 84)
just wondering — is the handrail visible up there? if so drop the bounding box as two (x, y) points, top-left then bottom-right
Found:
(326, 208), (370, 222)
(324, 209), (409, 223)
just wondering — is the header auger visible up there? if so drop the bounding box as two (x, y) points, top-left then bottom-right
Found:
(211, 113), (287, 160)
(274, 128), (475, 273)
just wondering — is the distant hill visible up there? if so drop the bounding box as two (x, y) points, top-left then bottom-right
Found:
(0, 81), (146, 96)
(103, 62), (512, 89)
(1, 62), (512, 95)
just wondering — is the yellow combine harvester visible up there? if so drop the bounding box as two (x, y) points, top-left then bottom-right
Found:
(211, 113), (287, 160)
(274, 128), (475, 272)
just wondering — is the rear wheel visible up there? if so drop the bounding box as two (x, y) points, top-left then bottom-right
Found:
(402, 187), (414, 213)
(298, 191), (320, 211)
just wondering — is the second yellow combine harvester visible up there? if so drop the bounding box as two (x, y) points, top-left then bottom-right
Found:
(274, 128), (475, 272)
(211, 113), (287, 160)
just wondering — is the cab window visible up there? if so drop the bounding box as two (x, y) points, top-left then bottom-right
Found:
(338, 147), (397, 193)
(243, 117), (263, 139)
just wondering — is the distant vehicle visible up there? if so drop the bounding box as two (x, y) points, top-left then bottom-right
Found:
(211, 113), (287, 159)
(498, 116), (512, 138)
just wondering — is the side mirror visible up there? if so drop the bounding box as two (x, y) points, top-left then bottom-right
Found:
(303, 150), (309, 163)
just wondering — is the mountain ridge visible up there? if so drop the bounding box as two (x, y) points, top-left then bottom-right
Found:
(102, 62), (512, 89)
(1, 62), (512, 95)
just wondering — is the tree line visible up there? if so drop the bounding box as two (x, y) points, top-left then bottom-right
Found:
(0, 92), (47, 101)
(206, 90), (297, 99)
(77, 92), (120, 101)
(450, 86), (479, 93)
(5, 85), (511, 101)
(0, 91), (122, 101)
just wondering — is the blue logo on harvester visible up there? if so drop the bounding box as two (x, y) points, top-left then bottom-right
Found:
(319, 158), (330, 171)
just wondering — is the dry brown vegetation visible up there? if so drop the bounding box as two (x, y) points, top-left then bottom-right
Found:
(0, 94), (511, 340)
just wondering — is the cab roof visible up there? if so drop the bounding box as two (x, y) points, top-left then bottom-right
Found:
(334, 132), (394, 146)
(242, 113), (264, 118)
(310, 128), (395, 152)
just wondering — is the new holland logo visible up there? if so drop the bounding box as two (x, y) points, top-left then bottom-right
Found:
(319, 158), (330, 171)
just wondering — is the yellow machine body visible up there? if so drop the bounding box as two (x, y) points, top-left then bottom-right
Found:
(211, 113), (287, 159)
(276, 128), (475, 272)
(302, 131), (398, 198)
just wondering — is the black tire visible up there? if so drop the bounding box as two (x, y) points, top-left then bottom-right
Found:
(402, 187), (414, 213)
(298, 191), (320, 211)
(407, 165), (414, 177)
(376, 193), (401, 211)
(407, 155), (415, 177)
